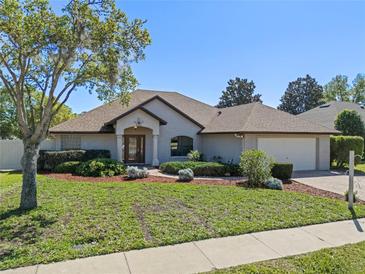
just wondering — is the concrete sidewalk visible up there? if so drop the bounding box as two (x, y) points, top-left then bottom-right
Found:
(3, 218), (365, 274)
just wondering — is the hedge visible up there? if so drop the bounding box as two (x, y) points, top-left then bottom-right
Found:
(38, 149), (111, 171)
(75, 158), (126, 177)
(160, 161), (228, 176)
(330, 135), (364, 167)
(271, 163), (293, 180)
(54, 161), (81, 174)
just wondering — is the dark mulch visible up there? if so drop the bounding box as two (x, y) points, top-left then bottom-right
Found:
(43, 172), (360, 203)
(43, 172), (242, 186)
(285, 180), (364, 204)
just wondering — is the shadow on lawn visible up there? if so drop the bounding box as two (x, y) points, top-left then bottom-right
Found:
(0, 208), (57, 245)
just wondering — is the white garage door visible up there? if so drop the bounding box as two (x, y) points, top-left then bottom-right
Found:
(257, 138), (316, 171)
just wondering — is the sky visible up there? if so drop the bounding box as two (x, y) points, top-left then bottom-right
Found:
(51, 0), (365, 114)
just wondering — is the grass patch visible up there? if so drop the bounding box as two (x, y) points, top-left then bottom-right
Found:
(211, 240), (365, 274)
(2, 172), (365, 270)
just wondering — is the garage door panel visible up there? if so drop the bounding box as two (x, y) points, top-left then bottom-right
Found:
(257, 138), (316, 171)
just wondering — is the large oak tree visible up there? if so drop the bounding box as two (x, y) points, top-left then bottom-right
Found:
(278, 75), (324, 115)
(0, 0), (151, 209)
(217, 77), (262, 108)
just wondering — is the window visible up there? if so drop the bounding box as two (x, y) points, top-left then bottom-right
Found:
(170, 136), (193, 156)
(61, 135), (81, 150)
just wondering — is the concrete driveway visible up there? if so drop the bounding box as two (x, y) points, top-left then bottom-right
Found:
(293, 170), (365, 201)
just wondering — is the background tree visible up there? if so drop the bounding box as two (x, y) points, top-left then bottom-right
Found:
(323, 75), (350, 102)
(0, 0), (151, 209)
(0, 90), (76, 139)
(217, 77), (262, 108)
(323, 74), (365, 104)
(278, 75), (324, 115)
(335, 110), (365, 137)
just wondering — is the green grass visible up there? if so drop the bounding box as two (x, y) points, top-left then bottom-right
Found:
(1, 172), (365, 270)
(211, 241), (365, 274)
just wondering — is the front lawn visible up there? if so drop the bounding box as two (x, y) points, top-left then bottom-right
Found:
(1, 172), (365, 270)
(211, 241), (365, 274)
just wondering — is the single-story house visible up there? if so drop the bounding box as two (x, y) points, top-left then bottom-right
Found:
(49, 89), (338, 171)
(298, 101), (365, 130)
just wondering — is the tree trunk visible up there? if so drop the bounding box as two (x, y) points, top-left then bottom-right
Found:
(20, 141), (40, 210)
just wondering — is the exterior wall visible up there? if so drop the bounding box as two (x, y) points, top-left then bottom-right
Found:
(317, 135), (330, 170)
(143, 99), (201, 163)
(54, 134), (117, 160)
(200, 134), (243, 163)
(115, 109), (160, 135)
(124, 127), (153, 165)
(80, 134), (117, 160)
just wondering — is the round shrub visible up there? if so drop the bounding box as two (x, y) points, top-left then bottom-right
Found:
(178, 168), (194, 182)
(240, 149), (273, 187)
(127, 166), (149, 179)
(264, 177), (283, 190)
(76, 158), (126, 177)
(187, 150), (202, 162)
(54, 161), (81, 174)
(271, 163), (293, 180)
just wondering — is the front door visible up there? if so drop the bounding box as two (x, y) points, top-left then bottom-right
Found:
(124, 135), (145, 163)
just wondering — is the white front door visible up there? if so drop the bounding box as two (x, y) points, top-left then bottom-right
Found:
(257, 137), (316, 171)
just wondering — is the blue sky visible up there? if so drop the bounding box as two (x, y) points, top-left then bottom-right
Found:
(51, 1), (365, 113)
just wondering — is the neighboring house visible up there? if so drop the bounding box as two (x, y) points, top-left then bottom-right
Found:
(298, 101), (365, 131)
(49, 89), (338, 171)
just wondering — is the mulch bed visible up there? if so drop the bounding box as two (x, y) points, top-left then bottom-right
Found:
(43, 172), (241, 186)
(44, 172), (362, 203)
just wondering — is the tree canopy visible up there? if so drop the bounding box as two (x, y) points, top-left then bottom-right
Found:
(0, 89), (75, 139)
(277, 75), (324, 115)
(217, 77), (262, 108)
(0, 0), (151, 209)
(324, 74), (365, 104)
(335, 109), (365, 137)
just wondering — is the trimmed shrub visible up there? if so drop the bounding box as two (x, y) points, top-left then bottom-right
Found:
(271, 163), (293, 180)
(178, 168), (194, 182)
(223, 161), (242, 176)
(264, 177), (283, 190)
(38, 149), (110, 171)
(76, 158), (125, 177)
(127, 166), (149, 179)
(240, 149), (274, 187)
(54, 161), (81, 173)
(160, 161), (226, 176)
(330, 136), (364, 167)
(187, 150), (202, 162)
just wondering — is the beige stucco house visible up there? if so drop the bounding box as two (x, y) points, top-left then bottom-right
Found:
(49, 89), (338, 171)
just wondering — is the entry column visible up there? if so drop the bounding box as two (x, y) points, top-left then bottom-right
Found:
(152, 134), (159, 166)
(116, 134), (124, 162)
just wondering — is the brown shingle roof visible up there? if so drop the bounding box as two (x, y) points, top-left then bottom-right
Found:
(201, 102), (339, 134)
(50, 89), (338, 134)
(298, 101), (365, 130)
(49, 89), (216, 133)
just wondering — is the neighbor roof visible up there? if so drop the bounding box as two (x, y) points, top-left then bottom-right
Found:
(50, 89), (338, 135)
(298, 101), (365, 130)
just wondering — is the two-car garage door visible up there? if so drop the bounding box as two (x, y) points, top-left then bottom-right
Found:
(257, 138), (316, 171)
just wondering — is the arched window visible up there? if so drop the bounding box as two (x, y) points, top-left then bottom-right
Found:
(170, 136), (193, 156)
